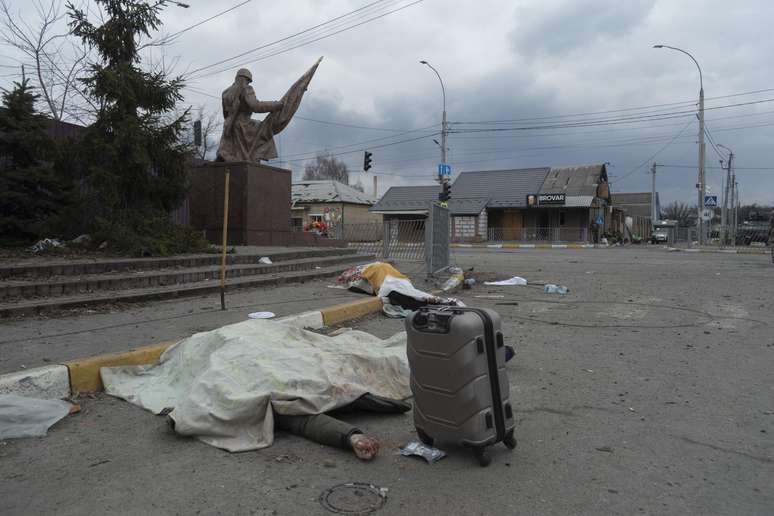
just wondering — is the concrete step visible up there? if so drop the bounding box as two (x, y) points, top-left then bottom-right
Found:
(0, 260), (371, 318)
(0, 247), (356, 280)
(0, 254), (367, 301)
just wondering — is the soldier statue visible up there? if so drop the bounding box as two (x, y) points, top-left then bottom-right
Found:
(216, 58), (322, 163)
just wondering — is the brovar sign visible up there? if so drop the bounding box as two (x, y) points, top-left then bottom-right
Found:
(537, 193), (566, 205)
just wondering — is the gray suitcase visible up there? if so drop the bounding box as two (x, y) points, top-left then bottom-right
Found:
(406, 306), (516, 466)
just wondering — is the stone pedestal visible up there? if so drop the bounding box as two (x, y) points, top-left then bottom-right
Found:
(188, 161), (343, 247)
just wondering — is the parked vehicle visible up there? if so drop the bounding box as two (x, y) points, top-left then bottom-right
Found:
(651, 227), (669, 244)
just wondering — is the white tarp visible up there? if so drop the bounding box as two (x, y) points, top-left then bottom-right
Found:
(101, 320), (410, 452)
(0, 394), (72, 439)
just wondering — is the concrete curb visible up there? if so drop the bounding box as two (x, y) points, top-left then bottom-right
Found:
(0, 365), (71, 400)
(666, 247), (770, 255)
(0, 295), (386, 398)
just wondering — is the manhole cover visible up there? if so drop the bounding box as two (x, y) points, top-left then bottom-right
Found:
(319, 482), (387, 514)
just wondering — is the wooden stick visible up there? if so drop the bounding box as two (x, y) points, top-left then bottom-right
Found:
(220, 168), (230, 310)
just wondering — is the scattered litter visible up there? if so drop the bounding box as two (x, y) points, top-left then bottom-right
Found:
(70, 234), (91, 245)
(584, 369), (594, 373)
(98, 241), (109, 249)
(463, 278), (476, 289)
(400, 440), (447, 464)
(543, 284), (568, 295)
(484, 276), (527, 286)
(475, 294), (505, 299)
(628, 407), (636, 412)
(258, 256), (273, 265)
(0, 394), (75, 439)
(595, 446), (614, 453)
(319, 482), (387, 514)
(248, 311), (275, 319)
(30, 238), (63, 253)
(495, 302), (520, 306)
(441, 267), (464, 291)
(382, 303), (413, 319)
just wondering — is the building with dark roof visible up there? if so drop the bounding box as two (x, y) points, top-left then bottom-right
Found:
(612, 192), (660, 220)
(290, 180), (380, 233)
(371, 164), (613, 242)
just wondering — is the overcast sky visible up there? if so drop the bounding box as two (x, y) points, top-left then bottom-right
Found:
(3, 0), (774, 206)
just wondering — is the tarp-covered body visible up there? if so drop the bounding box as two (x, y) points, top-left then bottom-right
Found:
(101, 319), (409, 452)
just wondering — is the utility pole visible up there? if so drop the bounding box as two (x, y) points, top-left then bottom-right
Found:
(653, 44), (705, 244)
(651, 162), (658, 222)
(719, 147), (733, 244)
(420, 60), (447, 192)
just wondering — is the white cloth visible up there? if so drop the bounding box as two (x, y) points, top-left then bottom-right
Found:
(0, 395), (72, 439)
(484, 276), (528, 286)
(101, 319), (410, 452)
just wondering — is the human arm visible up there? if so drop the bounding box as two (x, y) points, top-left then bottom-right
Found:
(244, 85), (283, 113)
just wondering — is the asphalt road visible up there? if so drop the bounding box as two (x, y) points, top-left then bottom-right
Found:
(1, 248), (772, 515)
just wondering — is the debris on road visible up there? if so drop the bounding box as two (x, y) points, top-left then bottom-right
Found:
(247, 311), (275, 319)
(400, 440), (447, 463)
(595, 446), (614, 453)
(441, 266), (464, 291)
(335, 262), (462, 310)
(0, 394), (76, 439)
(382, 303), (412, 318)
(484, 276), (528, 286)
(475, 294), (505, 299)
(319, 482), (388, 515)
(258, 256), (273, 264)
(29, 238), (64, 253)
(544, 284), (569, 295)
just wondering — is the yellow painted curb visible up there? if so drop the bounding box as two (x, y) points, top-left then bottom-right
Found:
(66, 341), (175, 393)
(321, 297), (384, 326)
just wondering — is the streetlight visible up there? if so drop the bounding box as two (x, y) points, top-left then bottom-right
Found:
(420, 60), (447, 184)
(653, 44), (705, 244)
(717, 143), (734, 243)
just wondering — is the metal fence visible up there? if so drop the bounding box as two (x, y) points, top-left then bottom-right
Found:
(668, 225), (770, 248)
(426, 203), (450, 274)
(340, 219), (426, 262)
(486, 226), (588, 243)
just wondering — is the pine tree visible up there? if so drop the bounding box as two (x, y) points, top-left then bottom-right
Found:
(67, 0), (190, 231)
(0, 79), (64, 245)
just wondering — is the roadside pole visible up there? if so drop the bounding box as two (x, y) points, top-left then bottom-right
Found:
(220, 168), (230, 311)
(651, 162), (657, 222)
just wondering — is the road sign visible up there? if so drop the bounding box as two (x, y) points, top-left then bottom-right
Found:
(701, 208), (713, 221)
(704, 195), (718, 207)
(438, 163), (452, 176)
(596, 216), (604, 225)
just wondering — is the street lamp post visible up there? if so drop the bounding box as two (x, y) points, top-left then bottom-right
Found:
(717, 143), (734, 244)
(653, 44), (705, 244)
(420, 60), (447, 185)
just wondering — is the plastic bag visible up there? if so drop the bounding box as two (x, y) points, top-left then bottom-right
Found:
(400, 440), (446, 463)
(0, 394), (72, 439)
(441, 267), (464, 292)
(543, 284), (568, 295)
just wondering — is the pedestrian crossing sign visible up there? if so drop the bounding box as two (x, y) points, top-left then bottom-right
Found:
(704, 195), (718, 207)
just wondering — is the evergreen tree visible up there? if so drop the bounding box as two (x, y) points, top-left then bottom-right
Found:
(0, 79), (64, 245)
(67, 0), (189, 226)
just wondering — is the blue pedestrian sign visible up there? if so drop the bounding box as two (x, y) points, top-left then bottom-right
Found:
(595, 216), (604, 225)
(438, 163), (452, 176)
(704, 195), (718, 207)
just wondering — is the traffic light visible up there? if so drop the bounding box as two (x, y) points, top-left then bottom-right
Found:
(363, 151), (373, 171)
(438, 180), (451, 202)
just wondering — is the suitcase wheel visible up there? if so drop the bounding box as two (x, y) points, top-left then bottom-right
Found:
(503, 429), (517, 450)
(416, 427), (434, 446)
(473, 446), (491, 467)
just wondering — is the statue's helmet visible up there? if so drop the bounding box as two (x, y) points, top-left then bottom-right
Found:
(236, 68), (252, 83)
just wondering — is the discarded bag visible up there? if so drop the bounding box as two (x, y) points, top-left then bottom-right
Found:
(543, 284), (568, 295)
(484, 276), (527, 286)
(0, 395), (73, 439)
(400, 440), (446, 463)
(258, 256), (273, 265)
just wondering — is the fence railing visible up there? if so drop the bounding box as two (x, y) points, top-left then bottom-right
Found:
(338, 219), (426, 262)
(486, 226), (588, 243)
(668, 225), (770, 247)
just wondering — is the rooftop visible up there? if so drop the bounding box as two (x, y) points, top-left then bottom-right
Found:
(292, 180), (376, 206)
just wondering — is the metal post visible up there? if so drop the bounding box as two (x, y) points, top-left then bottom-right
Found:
(653, 45), (705, 244)
(219, 168), (230, 311)
(373, 175), (378, 198)
(698, 86), (706, 245)
(420, 60), (447, 191)
(651, 162), (657, 222)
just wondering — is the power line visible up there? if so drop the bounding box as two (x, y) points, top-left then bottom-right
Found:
(450, 88), (774, 125)
(156, 0), (253, 44)
(185, 0), (422, 80)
